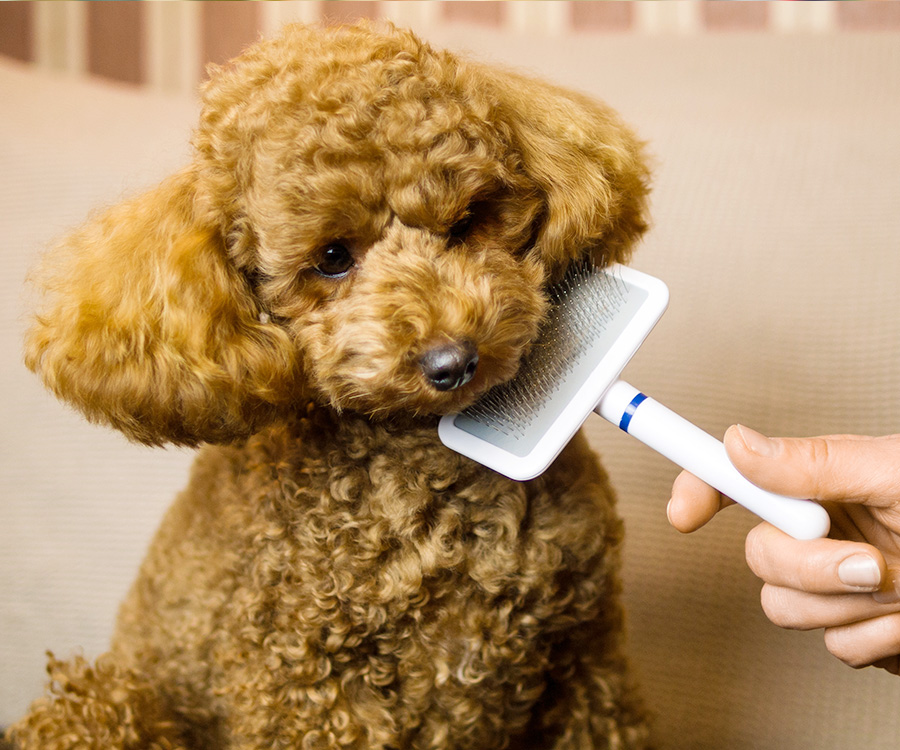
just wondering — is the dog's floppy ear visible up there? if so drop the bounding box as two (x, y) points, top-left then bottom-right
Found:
(481, 66), (651, 270)
(24, 168), (300, 446)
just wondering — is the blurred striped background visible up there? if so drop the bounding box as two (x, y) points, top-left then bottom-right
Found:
(2, 1), (900, 95)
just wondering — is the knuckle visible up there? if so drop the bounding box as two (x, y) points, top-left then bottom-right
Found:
(805, 438), (834, 497)
(807, 437), (832, 465)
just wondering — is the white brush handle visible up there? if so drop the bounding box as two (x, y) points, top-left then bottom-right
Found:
(595, 380), (831, 540)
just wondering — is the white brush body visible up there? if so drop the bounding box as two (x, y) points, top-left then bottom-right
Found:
(597, 381), (830, 541)
(439, 263), (830, 540)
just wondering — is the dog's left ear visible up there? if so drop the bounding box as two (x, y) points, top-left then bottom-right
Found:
(480, 66), (651, 271)
(24, 168), (301, 447)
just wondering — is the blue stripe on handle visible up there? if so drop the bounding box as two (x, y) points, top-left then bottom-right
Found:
(619, 392), (648, 433)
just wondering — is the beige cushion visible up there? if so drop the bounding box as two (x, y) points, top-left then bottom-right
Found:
(3, 30), (900, 748)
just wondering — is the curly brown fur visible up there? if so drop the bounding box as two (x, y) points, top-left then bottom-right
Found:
(16, 21), (651, 750)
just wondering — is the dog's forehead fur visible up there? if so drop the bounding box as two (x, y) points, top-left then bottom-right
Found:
(195, 23), (530, 268)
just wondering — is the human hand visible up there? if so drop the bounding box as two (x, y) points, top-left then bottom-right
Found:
(667, 426), (900, 674)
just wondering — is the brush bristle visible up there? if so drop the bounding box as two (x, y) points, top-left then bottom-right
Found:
(462, 262), (628, 437)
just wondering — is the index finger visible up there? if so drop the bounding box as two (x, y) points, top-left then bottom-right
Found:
(726, 428), (900, 508)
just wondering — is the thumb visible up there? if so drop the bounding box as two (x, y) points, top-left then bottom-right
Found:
(724, 426), (900, 507)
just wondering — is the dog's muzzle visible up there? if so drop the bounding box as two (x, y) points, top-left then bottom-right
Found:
(418, 340), (479, 392)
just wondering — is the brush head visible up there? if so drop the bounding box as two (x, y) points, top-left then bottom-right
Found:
(439, 262), (668, 480)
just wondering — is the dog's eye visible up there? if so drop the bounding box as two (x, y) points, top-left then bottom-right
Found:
(448, 214), (474, 245)
(315, 243), (354, 278)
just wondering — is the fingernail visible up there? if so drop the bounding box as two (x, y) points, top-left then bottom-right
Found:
(838, 554), (883, 590)
(735, 425), (779, 458)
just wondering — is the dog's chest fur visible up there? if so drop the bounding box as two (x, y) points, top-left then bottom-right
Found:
(140, 407), (624, 744)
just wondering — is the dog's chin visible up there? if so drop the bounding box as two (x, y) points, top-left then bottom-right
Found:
(322, 384), (480, 421)
(316, 364), (516, 421)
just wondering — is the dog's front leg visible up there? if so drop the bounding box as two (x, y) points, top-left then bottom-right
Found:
(521, 623), (650, 750)
(494, 434), (650, 749)
(5, 652), (204, 750)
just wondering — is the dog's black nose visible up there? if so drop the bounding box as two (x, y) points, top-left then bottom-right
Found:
(419, 340), (479, 392)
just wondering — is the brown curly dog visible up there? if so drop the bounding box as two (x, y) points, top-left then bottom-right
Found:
(10, 21), (652, 750)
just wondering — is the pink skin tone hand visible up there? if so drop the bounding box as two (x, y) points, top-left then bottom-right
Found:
(668, 425), (900, 674)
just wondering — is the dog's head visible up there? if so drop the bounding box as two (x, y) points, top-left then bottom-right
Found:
(25, 23), (650, 445)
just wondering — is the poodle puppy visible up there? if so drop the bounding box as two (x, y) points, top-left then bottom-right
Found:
(11, 21), (651, 750)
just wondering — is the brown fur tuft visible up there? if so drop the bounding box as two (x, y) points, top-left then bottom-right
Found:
(24, 169), (302, 446)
